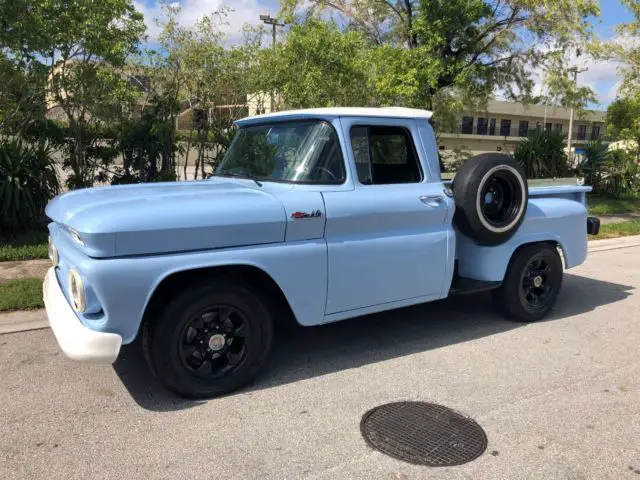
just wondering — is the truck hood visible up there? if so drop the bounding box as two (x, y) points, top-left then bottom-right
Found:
(45, 180), (286, 257)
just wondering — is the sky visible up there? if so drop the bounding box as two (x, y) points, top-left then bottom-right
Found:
(134, 0), (634, 111)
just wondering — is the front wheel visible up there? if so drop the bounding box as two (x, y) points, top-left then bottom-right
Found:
(492, 244), (563, 322)
(143, 280), (274, 399)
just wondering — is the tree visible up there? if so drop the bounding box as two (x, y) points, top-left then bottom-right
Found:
(0, 0), (55, 135)
(540, 50), (598, 114)
(281, 0), (600, 114)
(595, 1), (640, 94)
(39, 0), (146, 187)
(268, 20), (374, 109)
(606, 96), (640, 143)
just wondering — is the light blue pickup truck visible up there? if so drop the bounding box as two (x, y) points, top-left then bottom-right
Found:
(43, 107), (600, 398)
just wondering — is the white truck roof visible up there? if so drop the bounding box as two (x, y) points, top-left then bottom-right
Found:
(236, 107), (433, 126)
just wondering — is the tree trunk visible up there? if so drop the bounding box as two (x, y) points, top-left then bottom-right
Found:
(69, 118), (88, 187)
(200, 139), (206, 179)
(403, 0), (418, 49)
(183, 127), (194, 180)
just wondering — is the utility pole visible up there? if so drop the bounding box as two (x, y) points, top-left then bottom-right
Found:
(259, 13), (285, 113)
(566, 66), (587, 165)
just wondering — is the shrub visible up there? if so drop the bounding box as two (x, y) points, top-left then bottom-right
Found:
(579, 139), (640, 196)
(599, 149), (640, 197)
(0, 138), (60, 230)
(513, 129), (571, 179)
(110, 98), (178, 185)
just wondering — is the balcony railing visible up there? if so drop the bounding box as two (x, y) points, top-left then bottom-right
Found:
(440, 125), (608, 142)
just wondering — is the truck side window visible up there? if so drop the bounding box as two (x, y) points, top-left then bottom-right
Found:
(349, 125), (422, 185)
(350, 126), (373, 184)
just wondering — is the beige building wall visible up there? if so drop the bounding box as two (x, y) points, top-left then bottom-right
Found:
(437, 100), (607, 162)
(246, 92), (282, 116)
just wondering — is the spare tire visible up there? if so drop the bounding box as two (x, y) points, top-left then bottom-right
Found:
(452, 153), (528, 246)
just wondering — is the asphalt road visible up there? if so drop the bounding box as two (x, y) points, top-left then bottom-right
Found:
(1, 243), (640, 480)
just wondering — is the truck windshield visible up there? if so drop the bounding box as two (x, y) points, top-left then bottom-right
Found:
(215, 120), (345, 184)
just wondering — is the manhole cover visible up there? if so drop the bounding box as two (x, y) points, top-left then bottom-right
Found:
(360, 401), (487, 466)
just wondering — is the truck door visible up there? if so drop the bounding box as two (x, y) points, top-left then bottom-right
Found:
(322, 118), (454, 316)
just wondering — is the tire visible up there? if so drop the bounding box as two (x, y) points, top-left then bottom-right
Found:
(492, 244), (563, 322)
(143, 279), (274, 399)
(453, 153), (528, 245)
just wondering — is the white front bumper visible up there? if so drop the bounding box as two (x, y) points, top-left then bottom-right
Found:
(43, 267), (122, 364)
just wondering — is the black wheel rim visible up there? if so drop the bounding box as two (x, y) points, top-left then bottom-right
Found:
(178, 305), (249, 379)
(520, 255), (554, 310)
(481, 170), (522, 227)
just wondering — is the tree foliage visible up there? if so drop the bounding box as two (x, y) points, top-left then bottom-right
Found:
(271, 20), (374, 108)
(606, 96), (640, 144)
(280, 0), (600, 114)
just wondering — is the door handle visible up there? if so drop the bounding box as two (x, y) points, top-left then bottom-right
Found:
(419, 195), (444, 207)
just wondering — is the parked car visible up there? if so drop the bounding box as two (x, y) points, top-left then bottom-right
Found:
(43, 107), (600, 398)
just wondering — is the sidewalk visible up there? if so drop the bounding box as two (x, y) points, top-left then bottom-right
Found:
(0, 309), (48, 334)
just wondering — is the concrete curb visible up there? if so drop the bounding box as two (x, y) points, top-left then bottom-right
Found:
(2, 234), (640, 336)
(0, 309), (48, 335)
(588, 234), (640, 253)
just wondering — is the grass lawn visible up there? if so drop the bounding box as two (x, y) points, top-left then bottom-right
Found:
(597, 220), (640, 240)
(0, 229), (49, 262)
(0, 277), (43, 312)
(587, 195), (640, 216)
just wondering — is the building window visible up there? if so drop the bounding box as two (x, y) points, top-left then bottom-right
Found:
(500, 119), (511, 136)
(477, 117), (488, 135)
(461, 116), (473, 134)
(439, 145), (445, 150)
(577, 125), (587, 140)
(545, 122), (552, 131)
(518, 120), (529, 137)
(591, 125), (601, 140)
(554, 124), (563, 133)
(489, 118), (496, 135)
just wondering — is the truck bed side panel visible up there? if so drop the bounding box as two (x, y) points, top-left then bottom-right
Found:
(456, 197), (588, 282)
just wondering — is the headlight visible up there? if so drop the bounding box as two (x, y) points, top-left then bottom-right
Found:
(68, 269), (86, 313)
(48, 236), (59, 267)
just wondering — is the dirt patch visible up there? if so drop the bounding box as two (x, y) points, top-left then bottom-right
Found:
(599, 213), (640, 225)
(0, 260), (50, 283)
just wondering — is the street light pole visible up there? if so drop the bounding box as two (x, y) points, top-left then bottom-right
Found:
(259, 14), (285, 113)
(566, 66), (587, 165)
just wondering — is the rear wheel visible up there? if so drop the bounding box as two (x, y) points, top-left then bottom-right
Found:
(143, 280), (274, 399)
(492, 244), (563, 322)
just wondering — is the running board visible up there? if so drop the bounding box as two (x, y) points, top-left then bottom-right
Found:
(449, 276), (502, 296)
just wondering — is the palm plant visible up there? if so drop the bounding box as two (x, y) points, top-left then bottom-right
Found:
(580, 139), (609, 192)
(0, 138), (60, 230)
(513, 128), (571, 179)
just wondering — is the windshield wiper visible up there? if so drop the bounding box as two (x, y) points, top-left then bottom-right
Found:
(215, 172), (263, 187)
